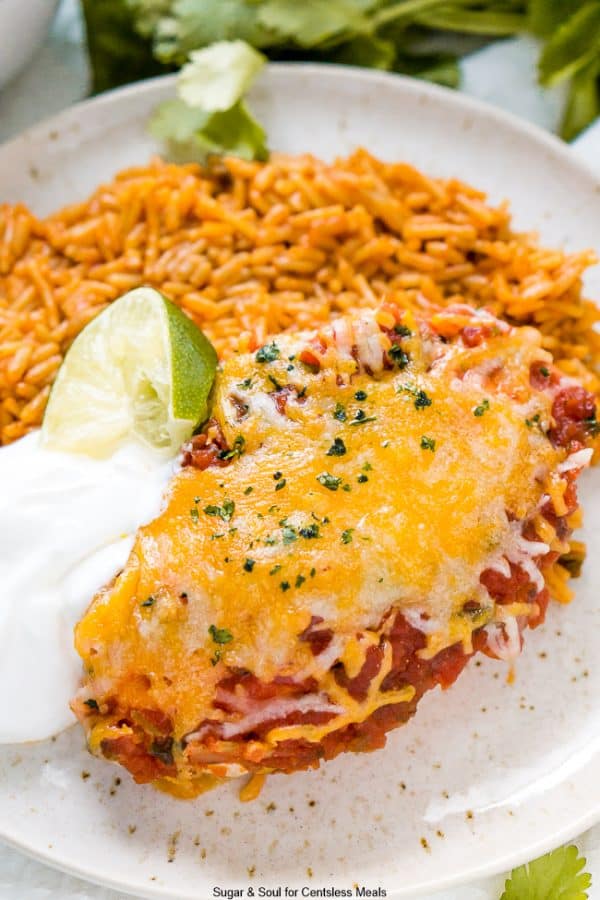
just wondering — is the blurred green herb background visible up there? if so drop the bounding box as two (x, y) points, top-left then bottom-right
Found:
(81, 0), (600, 142)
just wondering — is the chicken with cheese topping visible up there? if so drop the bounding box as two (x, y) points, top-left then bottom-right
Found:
(72, 304), (596, 798)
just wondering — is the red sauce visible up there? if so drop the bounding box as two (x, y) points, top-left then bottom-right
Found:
(181, 420), (230, 469)
(549, 385), (596, 450)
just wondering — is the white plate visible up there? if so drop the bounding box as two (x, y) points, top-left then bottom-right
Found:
(1, 65), (600, 900)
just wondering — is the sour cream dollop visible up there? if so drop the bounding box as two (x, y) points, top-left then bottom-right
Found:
(0, 432), (175, 743)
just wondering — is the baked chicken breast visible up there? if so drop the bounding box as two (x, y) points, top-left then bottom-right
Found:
(73, 303), (596, 798)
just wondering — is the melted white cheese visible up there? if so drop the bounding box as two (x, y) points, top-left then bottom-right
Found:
(0, 432), (174, 743)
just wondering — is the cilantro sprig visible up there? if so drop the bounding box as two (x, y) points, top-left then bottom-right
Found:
(150, 40), (268, 162)
(85, 4), (600, 145)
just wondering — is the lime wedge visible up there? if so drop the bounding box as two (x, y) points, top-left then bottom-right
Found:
(42, 287), (217, 457)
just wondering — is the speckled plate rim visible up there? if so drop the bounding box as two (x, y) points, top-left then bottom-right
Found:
(0, 63), (599, 900)
(3, 780), (600, 900)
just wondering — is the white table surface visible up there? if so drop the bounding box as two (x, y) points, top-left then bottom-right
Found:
(0, 3), (599, 899)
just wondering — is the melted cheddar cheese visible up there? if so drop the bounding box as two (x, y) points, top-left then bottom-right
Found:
(75, 310), (565, 753)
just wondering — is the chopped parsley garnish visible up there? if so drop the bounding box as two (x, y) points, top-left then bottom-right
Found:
(342, 483), (352, 492)
(275, 478), (287, 491)
(218, 434), (246, 460)
(310, 567), (316, 577)
(244, 486), (254, 495)
(341, 529), (354, 544)
(333, 402), (347, 422)
(539, 366), (550, 377)
(268, 374), (283, 391)
(210, 533), (224, 540)
(326, 437), (347, 457)
(388, 345), (409, 369)
(299, 524), (320, 539)
(190, 507), (199, 521)
(203, 499), (235, 522)
(140, 596), (155, 608)
(273, 471), (282, 480)
(394, 323), (412, 338)
(243, 558), (255, 572)
(357, 473), (368, 483)
(84, 698), (99, 710)
(354, 390), (368, 401)
(317, 472), (342, 491)
(525, 413), (546, 433)
(280, 581), (291, 592)
(210, 650), (222, 666)
(414, 389), (432, 409)
(362, 461), (373, 471)
(295, 574), (306, 588)
(208, 624), (233, 645)
(282, 526), (298, 544)
(398, 383), (432, 409)
(238, 377), (254, 390)
(255, 342), (280, 363)
(269, 564), (282, 576)
(473, 399), (490, 417)
(420, 435), (436, 451)
(585, 414), (600, 437)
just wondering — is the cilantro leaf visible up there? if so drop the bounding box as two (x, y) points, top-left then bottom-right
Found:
(395, 52), (460, 90)
(196, 102), (268, 160)
(539, 3), (600, 86)
(560, 57), (600, 140)
(150, 0), (275, 64)
(331, 34), (395, 70)
(501, 845), (592, 900)
(151, 99), (268, 162)
(150, 40), (268, 163)
(125, 0), (171, 40)
(528, 0), (588, 38)
(208, 624), (234, 644)
(150, 98), (207, 146)
(178, 41), (266, 112)
(415, 7), (526, 36)
(257, 0), (370, 49)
